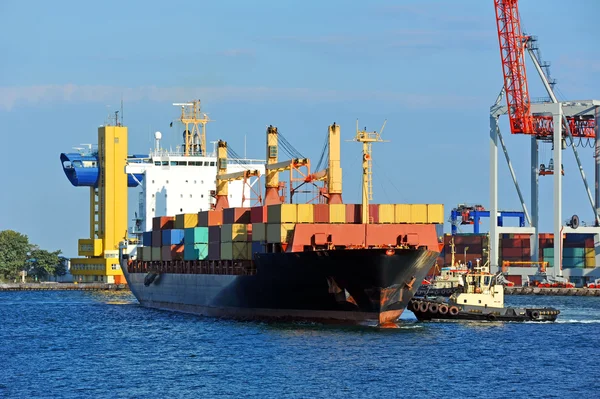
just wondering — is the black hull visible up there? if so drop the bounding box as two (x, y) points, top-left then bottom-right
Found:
(408, 299), (560, 322)
(126, 247), (439, 325)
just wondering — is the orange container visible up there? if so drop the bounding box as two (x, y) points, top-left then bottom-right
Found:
(153, 216), (175, 230)
(199, 210), (223, 227)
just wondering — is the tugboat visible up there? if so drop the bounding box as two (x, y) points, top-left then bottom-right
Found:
(415, 236), (468, 298)
(408, 263), (560, 322)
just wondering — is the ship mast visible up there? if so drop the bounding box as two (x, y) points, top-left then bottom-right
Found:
(352, 120), (387, 224)
(173, 100), (211, 156)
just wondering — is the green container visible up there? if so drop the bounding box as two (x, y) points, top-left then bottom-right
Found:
(184, 227), (209, 245)
(184, 243), (208, 260)
(543, 248), (554, 257)
(563, 248), (585, 258)
(563, 256), (585, 268)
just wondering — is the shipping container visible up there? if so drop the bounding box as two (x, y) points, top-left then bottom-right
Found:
(152, 216), (174, 231)
(329, 204), (346, 223)
(585, 250), (596, 267)
(563, 257), (585, 268)
(563, 248), (585, 257)
(267, 223), (295, 243)
(411, 204), (427, 223)
(394, 204), (411, 223)
(208, 241), (221, 260)
(161, 245), (183, 261)
(151, 246), (161, 261)
(152, 230), (162, 247)
(267, 204), (297, 223)
(313, 204), (330, 223)
(252, 223), (266, 242)
(184, 243), (208, 261)
(251, 241), (265, 258)
(138, 246), (151, 261)
(198, 210), (223, 227)
(208, 226), (221, 243)
(250, 206), (268, 223)
(221, 223), (249, 242)
(345, 204), (361, 223)
(142, 231), (153, 247)
(368, 204), (379, 223)
(220, 242), (252, 260)
(175, 213), (199, 229)
(184, 227), (209, 244)
(162, 229), (185, 246)
(378, 204), (395, 224)
(426, 204), (444, 224)
(223, 207), (251, 224)
(501, 247), (529, 258)
(297, 204), (314, 223)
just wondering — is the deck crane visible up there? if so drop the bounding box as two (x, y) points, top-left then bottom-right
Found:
(490, 0), (600, 279)
(214, 140), (261, 210)
(263, 125), (310, 205)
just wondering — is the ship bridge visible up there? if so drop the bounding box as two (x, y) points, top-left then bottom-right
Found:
(60, 152), (146, 187)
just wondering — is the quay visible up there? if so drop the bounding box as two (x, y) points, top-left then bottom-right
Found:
(0, 283), (129, 291)
(505, 287), (600, 296)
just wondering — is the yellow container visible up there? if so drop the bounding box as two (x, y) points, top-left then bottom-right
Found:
(267, 223), (295, 243)
(267, 204), (298, 223)
(585, 249), (596, 267)
(411, 204), (428, 223)
(426, 204), (444, 224)
(297, 204), (314, 223)
(232, 242), (252, 260)
(252, 223), (266, 241)
(151, 247), (161, 261)
(378, 204), (395, 223)
(394, 204), (412, 223)
(220, 242), (233, 260)
(221, 223), (248, 242)
(78, 239), (103, 257)
(329, 204), (346, 223)
(175, 213), (199, 229)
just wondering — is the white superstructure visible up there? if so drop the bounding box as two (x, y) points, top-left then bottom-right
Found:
(126, 136), (264, 234)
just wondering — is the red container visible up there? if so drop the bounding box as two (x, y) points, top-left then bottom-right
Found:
(153, 216), (175, 231)
(345, 204), (361, 223)
(250, 206), (268, 223)
(208, 241), (221, 260)
(223, 207), (251, 224)
(313, 204), (330, 223)
(199, 210), (223, 227)
(585, 237), (595, 248)
(152, 230), (162, 247)
(368, 204), (379, 224)
(502, 247), (527, 258)
(208, 226), (221, 243)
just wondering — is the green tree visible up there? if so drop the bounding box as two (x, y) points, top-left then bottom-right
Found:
(28, 248), (63, 280)
(0, 230), (31, 281)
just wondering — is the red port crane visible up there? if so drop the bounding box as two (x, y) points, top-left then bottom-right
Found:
(493, 0), (596, 139)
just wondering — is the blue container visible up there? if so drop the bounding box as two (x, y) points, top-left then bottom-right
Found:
(251, 241), (264, 259)
(162, 229), (185, 246)
(563, 248), (585, 258)
(184, 227), (209, 244)
(142, 231), (153, 246)
(565, 233), (593, 243)
(184, 243), (208, 260)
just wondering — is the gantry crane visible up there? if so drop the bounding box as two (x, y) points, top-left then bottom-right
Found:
(490, 0), (600, 278)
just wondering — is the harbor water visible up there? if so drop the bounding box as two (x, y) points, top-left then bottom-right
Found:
(1, 291), (599, 398)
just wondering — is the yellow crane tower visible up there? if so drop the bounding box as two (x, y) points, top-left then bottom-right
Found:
(173, 100), (211, 156)
(304, 123), (344, 204)
(69, 122), (129, 283)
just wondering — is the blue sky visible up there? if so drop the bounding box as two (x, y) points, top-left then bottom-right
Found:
(1, 0), (599, 257)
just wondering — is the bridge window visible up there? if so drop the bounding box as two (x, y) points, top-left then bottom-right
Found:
(161, 161), (168, 166)
(209, 162), (215, 166)
(170, 161), (177, 166)
(154, 162), (161, 166)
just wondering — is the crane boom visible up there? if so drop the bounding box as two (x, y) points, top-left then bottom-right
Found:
(494, 0), (534, 135)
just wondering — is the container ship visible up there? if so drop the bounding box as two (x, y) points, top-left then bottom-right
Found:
(119, 100), (444, 326)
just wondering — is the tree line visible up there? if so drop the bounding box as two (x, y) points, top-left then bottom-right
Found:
(0, 230), (66, 282)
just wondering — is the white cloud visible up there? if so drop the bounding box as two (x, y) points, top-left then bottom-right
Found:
(0, 84), (484, 111)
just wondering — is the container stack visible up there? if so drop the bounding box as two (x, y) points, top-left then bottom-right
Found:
(499, 233), (531, 263)
(135, 203), (445, 263)
(442, 234), (488, 266)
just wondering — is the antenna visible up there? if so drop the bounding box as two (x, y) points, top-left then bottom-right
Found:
(244, 134), (247, 159)
(120, 95), (124, 126)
